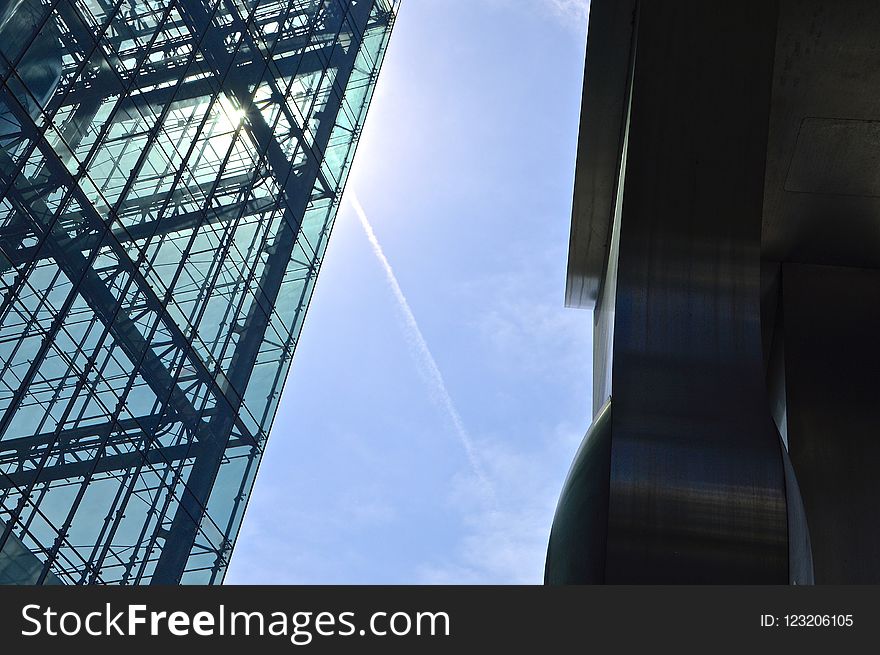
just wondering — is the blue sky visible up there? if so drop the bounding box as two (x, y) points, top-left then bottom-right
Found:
(225, 0), (592, 584)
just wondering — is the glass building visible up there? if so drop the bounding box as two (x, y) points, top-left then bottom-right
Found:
(0, 0), (396, 584)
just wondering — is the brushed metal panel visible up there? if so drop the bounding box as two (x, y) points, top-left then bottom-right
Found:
(545, 400), (612, 584)
(606, 0), (790, 583)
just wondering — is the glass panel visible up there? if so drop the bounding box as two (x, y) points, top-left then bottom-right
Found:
(0, 0), (398, 584)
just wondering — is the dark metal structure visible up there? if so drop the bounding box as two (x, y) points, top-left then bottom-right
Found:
(548, 0), (880, 584)
(0, 0), (397, 584)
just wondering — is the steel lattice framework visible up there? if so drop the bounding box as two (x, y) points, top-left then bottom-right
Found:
(0, 0), (396, 584)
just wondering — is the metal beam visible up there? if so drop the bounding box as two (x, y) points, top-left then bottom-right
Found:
(0, 147), (222, 441)
(60, 34), (348, 112)
(0, 76), (252, 450)
(0, 437), (251, 489)
(0, 407), (255, 467)
(604, 0), (789, 583)
(0, 413), (167, 466)
(150, 0), (378, 584)
(0, 194), (280, 272)
(0, 8), (392, 272)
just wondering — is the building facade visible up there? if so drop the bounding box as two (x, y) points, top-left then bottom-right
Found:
(0, 0), (396, 584)
(548, 0), (880, 584)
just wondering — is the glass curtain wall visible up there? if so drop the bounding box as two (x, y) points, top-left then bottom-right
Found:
(0, 0), (396, 584)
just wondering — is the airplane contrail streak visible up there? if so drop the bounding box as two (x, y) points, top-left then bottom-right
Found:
(349, 192), (495, 501)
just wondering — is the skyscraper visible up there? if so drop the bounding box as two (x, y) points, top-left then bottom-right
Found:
(0, 0), (396, 585)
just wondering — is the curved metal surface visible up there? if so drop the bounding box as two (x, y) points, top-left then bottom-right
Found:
(780, 264), (880, 583)
(604, 0), (791, 583)
(780, 433), (813, 585)
(759, 0), (880, 584)
(545, 399), (612, 584)
(550, 0), (880, 585)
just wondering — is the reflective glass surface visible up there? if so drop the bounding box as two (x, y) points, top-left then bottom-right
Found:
(0, 0), (396, 584)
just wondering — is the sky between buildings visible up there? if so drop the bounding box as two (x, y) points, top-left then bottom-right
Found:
(225, 0), (592, 584)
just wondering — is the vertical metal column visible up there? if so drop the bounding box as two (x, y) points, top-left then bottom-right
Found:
(605, 0), (790, 583)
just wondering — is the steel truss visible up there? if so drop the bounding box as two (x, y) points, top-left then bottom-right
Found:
(0, 0), (396, 585)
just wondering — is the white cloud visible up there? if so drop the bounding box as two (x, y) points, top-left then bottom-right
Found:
(545, 0), (590, 25)
(409, 205), (592, 584)
(350, 194), (586, 584)
(474, 287), (588, 378)
(227, 472), (399, 584)
(458, 238), (591, 380)
(475, 0), (591, 29)
(417, 421), (584, 584)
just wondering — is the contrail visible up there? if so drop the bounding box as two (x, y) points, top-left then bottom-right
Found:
(349, 192), (495, 502)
